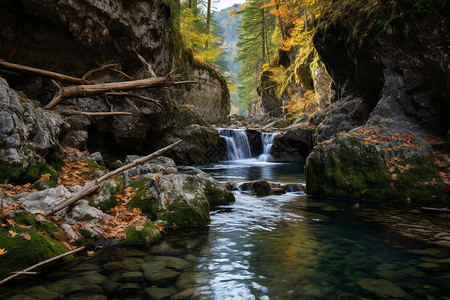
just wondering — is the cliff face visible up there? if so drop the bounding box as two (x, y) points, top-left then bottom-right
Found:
(0, 0), (230, 164)
(305, 2), (450, 201)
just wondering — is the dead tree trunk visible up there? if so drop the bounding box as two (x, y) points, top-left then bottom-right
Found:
(45, 76), (197, 109)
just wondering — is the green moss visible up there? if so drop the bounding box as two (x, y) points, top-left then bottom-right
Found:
(0, 226), (73, 279)
(109, 160), (122, 170)
(204, 181), (235, 206)
(121, 221), (162, 245)
(159, 196), (210, 226)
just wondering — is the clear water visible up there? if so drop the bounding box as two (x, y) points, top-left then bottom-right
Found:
(1, 162), (449, 299)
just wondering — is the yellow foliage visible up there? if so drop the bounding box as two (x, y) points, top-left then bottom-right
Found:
(0, 248), (7, 256)
(282, 90), (317, 120)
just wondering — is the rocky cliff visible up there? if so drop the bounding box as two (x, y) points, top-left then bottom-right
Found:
(305, 1), (450, 201)
(0, 0), (229, 165)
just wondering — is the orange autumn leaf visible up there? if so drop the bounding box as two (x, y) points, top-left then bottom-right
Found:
(9, 230), (17, 238)
(19, 232), (31, 240)
(0, 248), (7, 256)
(6, 219), (17, 226)
(38, 173), (51, 182)
(87, 251), (95, 256)
(155, 172), (163, 181)
(164, 199), (170, 205)
(147, 194), (153, 200)
(391, 174), (397, 181)
(129, 175), (139, 181)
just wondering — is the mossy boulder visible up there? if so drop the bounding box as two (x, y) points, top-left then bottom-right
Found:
(126, 166), (233, 226)
(0, 226), (73, 279)
(121, 221), (162, 245)
(305, 128), (449, 201)
(89, 179), (121, 212)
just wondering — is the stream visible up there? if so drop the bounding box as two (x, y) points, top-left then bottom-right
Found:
(1, 129), (449, 299)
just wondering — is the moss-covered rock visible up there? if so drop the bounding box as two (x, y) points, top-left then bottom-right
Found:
(305, 128), (449, 201)
(204, 181), (235, 206)
(121, 221), (162, 245)
(0, 226), (73, 279)
(89, 180), (121, 213)
(251, 180), (272, 197)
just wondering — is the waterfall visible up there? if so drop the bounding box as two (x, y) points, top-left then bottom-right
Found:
(219, 129), (252, 160)
(258, 132), (278, 162)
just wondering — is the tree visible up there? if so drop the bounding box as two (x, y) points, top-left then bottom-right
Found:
(235, 0), (276, 111)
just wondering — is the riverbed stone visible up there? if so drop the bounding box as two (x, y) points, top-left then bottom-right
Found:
(417, 262), (441, 272)
(375, 270), (408, 282)
(140, 260), (168, 273)
(22, 286), (63, 300)
(430, 273), (450, 289)
(144, 269), (181, 285)
(155, 256), (192, 270)
(169, 288), (196, 300)
(251, 180), (272, 196)
(119, 283), (141, 294)
(357, 278), (409, 299)
(122, 258), (145, 271)
(407, 248), (448, 259)
(145, 286), (178, 300)
(103, 261), (127, 272)
(119, 271), (145, 283)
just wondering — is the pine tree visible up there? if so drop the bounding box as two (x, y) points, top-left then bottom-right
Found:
(235, 0), (276, 111)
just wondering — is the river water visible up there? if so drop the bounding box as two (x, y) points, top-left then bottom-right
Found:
(1, 160), (449, 299)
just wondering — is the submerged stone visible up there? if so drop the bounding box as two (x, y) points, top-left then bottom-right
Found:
(22, 286), (63, 300)
(357, 278), (409, 299)
(119, 271), (145, 283)
(145, 285), (178, 300)
(144, 269), (181, 285)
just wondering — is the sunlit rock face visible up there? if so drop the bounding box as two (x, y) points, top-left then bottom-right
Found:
(306, 3), (450, 201)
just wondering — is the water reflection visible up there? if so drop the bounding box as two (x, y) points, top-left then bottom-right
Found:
(199, 160), (305, 183)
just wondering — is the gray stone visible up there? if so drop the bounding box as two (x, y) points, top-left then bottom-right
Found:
(145, 286), (178, 300)
(144, 269), (181, 285)
(119, 271), (144, 283)
(357, 278), (409, 299)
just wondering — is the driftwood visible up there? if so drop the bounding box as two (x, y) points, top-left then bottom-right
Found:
(82, 63), (118, 81)
(0, 59), (92, 85)
(0, 246), (85, 286)
(45, 76), (198, 109)
(133, 49), (157, 77)
(45, 140), (182, 216)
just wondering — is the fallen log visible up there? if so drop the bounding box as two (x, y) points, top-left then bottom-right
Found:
(0, 59), (92, 85)
(45, 140), (182, 216)
(45, 76), (197, 109)
(105, 91), (161, 103)
(0, 246), (85, 285)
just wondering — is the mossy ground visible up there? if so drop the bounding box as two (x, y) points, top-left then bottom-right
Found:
(0, 226), (73, 279)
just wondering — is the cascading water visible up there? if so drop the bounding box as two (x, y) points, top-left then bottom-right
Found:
(258, 132), (278, 162)
(218, 129), (252, 160)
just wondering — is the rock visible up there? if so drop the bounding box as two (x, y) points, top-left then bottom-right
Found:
(272, 126), (315, 161)
(140, 260), (168, 273)
(417, 263), (441, 272)
(357, 278), (409, 299)
(119, 271), (145, 283)
(122, 258), (146, 271)
(251, 180), (272, 196)
(407, 248), (448, 259)
(430, 273), (450, 289)
(90, 179), (121, 212)
(0, 79), (67, 184)
(103, 261), (127, 272)
(155, 256), (192, 270)
(375, 270), (408, 282)
(119, 283), (141, 294)
(121, 156), (178, 184)
(22, 285), (64, 300)
(145, 285), (178, 300)
(169, 288), (196, 300)
(144, 269), (181, 285)
(70, 263), (98, 272)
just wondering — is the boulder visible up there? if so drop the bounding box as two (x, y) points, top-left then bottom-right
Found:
(251, 180), (272, 197)
(0, 79), (67, 183)
(272, 126), (315, 162)
(357, 278), (409, 299)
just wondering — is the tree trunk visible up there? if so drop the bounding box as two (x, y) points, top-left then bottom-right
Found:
(205, 0), (212, 50)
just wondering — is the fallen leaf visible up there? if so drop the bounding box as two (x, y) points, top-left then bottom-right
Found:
(19, 232), (31, 240)
(391, 174), (397, 180)
(0, 248), (7, 256)
(129, 175), (139, 181)
(6, 219), (17, 226)
(164, 199), (170, 205)
(9, 230), (17, 238)
(155, 172), (163, 181)
(87, 251), (95, 256)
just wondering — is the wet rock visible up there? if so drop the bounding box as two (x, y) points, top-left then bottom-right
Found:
(119, 283), (141, 294)
(251, 180), (272, 196)
(430, 273), (450, 289)
(145, 285), (178, 300)
(102, 281), (122, 294)
(375, 270), (408, 282)
(122, 258), (145, 271)
(121, 156), (178, 184)
(417, 263), (441, 272)
(140, 260), (168, 273)
(169, 287), (196, 300)
(144, 269), (181, 285)
(119, 271), (144, 283)
(155, 256), (192, 271)
(399, 267), (425, 278)
(8, 295), (34, 300)
(357, 278), (409, 299)
(322, 205), (338, 212)
(272, 126), (315, 161)
(22, 285), (63, 300)
(70, 263), (99, 272)
(103, 261), (127, 272)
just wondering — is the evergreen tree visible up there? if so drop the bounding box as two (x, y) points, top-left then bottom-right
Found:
(235, 0), (276, 112)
